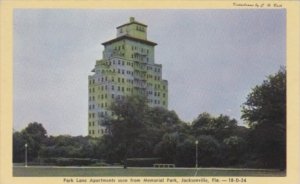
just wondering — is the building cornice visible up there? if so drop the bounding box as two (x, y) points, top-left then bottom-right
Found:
(102, 35), (157, 46)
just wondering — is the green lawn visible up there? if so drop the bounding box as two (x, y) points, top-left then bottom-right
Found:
(13, 166), (285, 177)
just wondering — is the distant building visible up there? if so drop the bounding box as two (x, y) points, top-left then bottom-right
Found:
(88, 17), (168, 137)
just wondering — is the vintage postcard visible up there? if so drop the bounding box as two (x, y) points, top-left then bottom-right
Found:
(0, 0), (299, 184)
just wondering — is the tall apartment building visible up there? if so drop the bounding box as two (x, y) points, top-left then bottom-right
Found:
(88, 17), (168, 137)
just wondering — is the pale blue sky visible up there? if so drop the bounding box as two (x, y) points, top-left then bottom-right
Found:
(14, 9), (285, 136)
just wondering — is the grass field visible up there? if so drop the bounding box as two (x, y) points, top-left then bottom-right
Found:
(13, 166), (285, 177)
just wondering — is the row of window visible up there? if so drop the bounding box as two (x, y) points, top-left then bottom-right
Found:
(131, 54), (149, 62)
(93, 66), (161, 79)
(114, 45), (125, 51)
(89, 87), (165, 102)
(90, 79), (166, 91)
(101, 58), (161, 74)
(89, 129), (108, 135)
(93, 91), (125, 100)
(89, 102), (108, 110)
(89, 91), (166, 110)
(89, 99), (166, 112)
(89, 83), (166, 96)
(147, 91), (166, 97)
(131, 45), (149, 53)
(136, 25), (146, 32)
(113, 44), (149, 54)
(89, 86), (133, 97)
(89, 110), (111, 119)
(148, 99), (166, 105)
(90, 72), (161, 85)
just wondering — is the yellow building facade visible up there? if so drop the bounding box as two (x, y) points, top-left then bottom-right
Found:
(88, 17), (168, 137)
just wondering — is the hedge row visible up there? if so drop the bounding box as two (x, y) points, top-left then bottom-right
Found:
(40, 157), (100, 166)
(126, 158), (162, 167)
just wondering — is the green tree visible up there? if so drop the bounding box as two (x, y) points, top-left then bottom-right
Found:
(104, 94), (149, 168)
(153, 133), (177, 164)
(13, 131), (27, 162)
(191, 113), (239, 141)
(222, 136), (247, 166)
(242, 67), (286, 169)
(196, 135), (221, 167)
(21, 122), (48, 161)
(175, 135), (196, 167)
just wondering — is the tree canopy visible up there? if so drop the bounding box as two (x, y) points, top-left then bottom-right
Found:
(242, 67), (286, 169)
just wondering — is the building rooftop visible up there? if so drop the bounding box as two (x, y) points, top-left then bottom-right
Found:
(102, 35), (157, 46)
(116, 17), (147, 29)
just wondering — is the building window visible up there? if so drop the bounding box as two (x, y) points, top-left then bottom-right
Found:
(112, 85), (114, 90)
